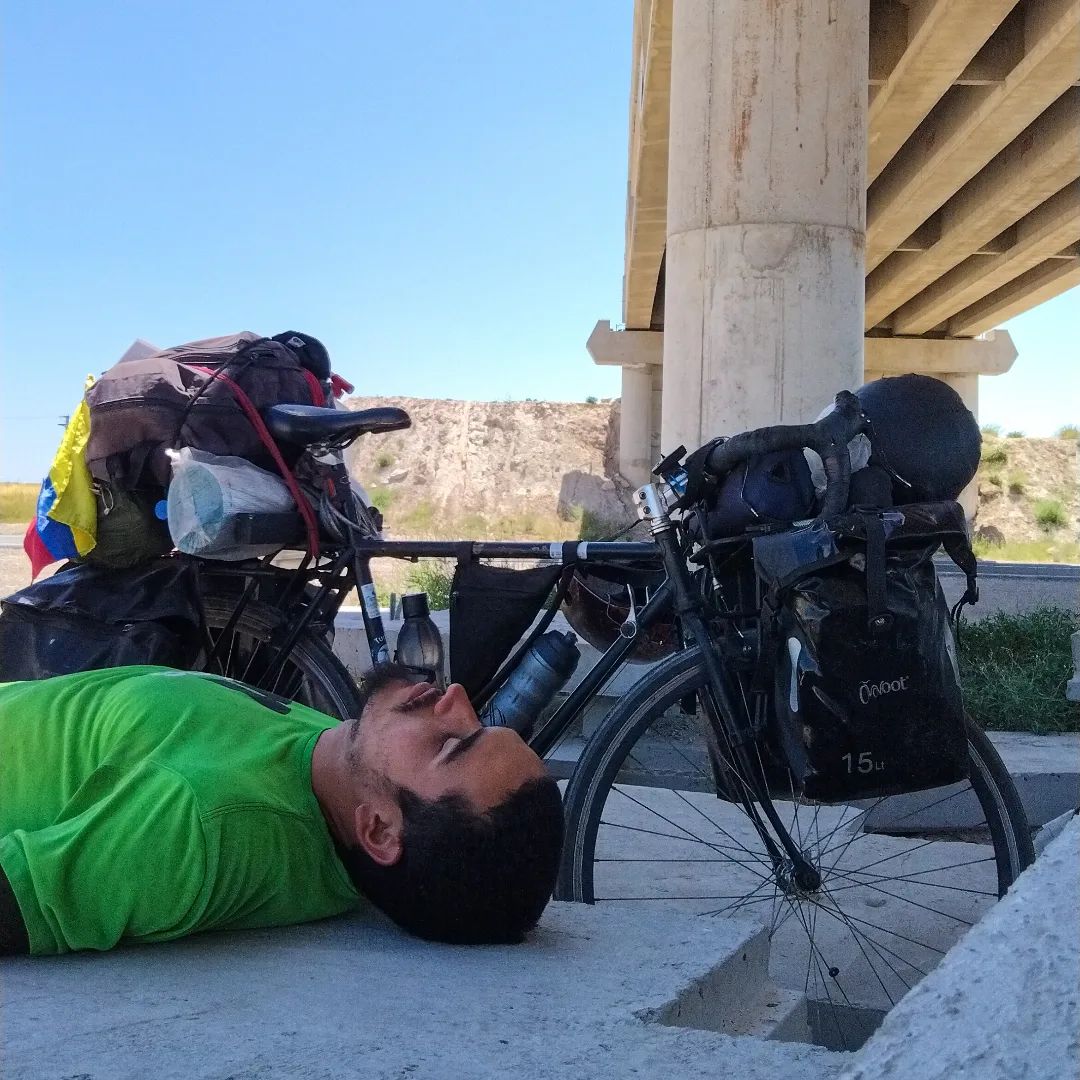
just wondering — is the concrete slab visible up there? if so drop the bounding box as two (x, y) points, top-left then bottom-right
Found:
(839, 816), (1080, 1080)
(582, 783), (1008, 1025)
(0, 903), (844, 1080)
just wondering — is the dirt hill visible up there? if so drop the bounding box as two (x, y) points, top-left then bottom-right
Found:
(345, 396), (635, 534)
(345, 396), (1079, 547)
(974, 436), (1079, 543)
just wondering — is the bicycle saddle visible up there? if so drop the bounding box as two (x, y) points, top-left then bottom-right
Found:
(262, 404), (411, 449)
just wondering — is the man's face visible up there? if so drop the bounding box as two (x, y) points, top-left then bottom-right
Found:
(349, 680), (547, 813)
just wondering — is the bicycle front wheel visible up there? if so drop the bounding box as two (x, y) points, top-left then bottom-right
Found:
(558, 647), (1033, 1047)
(199, 596), (362, 721)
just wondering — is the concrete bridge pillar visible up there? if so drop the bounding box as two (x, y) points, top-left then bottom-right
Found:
(661, 0), (869, 455)
(619, 365), (654, 487)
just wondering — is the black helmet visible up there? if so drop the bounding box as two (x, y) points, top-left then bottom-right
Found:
(560, 567), (678, 663)
(272, 331), (331, 380)
(855, 374), (980, 502)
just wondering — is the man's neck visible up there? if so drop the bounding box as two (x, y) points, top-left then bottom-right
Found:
(310, 725), (357, 847)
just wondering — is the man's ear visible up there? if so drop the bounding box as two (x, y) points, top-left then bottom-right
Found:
(353, 796), (404, 867)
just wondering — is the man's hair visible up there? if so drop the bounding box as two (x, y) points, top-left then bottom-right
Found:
(339, 777), (564, 945)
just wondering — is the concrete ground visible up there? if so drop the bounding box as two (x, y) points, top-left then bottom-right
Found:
(572, 782), (1008, 1026)
(839, 816), (1080, 1080)
(1, 902), (845, 1080)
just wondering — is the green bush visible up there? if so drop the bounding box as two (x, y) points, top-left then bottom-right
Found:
(1034, 498), (1067, 531)
(585, 395), (599, 405)
(375, 451), (395, 470)
(985, 472), (1003, 489)
(981, 444), (1008, 467)
(980, 423), (1002, 437)
(1006, 471), (1027, 496)
(368, 486), (395, 515)
(959, 606), (1080, 734)
(1006, 430), (1024, 438)
(1056, 424), (1080, 440)
(404, 560), (454, 611)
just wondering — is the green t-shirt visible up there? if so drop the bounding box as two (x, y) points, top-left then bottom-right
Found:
(0, 666), (359, 954)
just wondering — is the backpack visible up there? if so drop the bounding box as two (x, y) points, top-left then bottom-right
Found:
(753, 502), (977, 803)
(85, 332), (327, 490)
(81, 332), (329, 566)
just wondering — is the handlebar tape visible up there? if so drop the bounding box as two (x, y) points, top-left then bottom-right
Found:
(699, 391), (868, 518)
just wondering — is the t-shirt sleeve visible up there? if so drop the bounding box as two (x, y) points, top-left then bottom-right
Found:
(0, 762), (208, 955)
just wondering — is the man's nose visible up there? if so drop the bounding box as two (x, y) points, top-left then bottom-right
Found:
(432, 683), (480, 726)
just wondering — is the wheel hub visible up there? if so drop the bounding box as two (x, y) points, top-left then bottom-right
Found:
(777, 856), (822, 897)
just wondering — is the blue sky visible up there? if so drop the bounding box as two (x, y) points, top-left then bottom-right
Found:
(2, 2), (1075, 482)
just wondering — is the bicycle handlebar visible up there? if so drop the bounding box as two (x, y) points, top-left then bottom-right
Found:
(697, 390), (870, 519)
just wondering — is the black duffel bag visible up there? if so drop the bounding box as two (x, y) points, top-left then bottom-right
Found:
(754, 502), (977, 803)
(0, 559), (203, 681)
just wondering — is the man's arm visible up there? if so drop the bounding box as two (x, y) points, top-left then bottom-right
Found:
(0, 862), (30, 955)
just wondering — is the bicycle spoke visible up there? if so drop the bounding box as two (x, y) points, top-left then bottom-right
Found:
(614, 782), (765, 864)
(816, 874), (978, 926)
(815, 890), (901, 1008)
(668, 787), (772, 866)
(811, 892), (930, 981)
(881, 784), (978, 826)
(702, 874), (775, 918)
(607, 787), (773, 880)
(601, 802), (770, 863)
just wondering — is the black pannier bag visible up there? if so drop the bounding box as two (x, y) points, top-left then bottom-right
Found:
(448, 561), (563, 700)
(0, 560), (203, 681)
(754, 502), (977, 803)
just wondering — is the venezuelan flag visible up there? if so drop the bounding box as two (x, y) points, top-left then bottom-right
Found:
(23, 379), (98, 578)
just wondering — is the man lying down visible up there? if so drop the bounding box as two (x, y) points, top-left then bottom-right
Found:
(0, 665), (564, 955)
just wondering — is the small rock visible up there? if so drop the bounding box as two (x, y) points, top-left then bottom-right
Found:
(385, 467), (410, 483)
(974, 524), (1005, 546)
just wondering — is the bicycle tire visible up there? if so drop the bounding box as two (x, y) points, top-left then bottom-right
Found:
(199, 596), (362, 721)
(558, 646), (1033, 1046)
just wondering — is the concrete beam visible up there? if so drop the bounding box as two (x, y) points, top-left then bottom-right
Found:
(948, 255), (1080, 335)
(586, 319), (662, 367)
(893, 180), (1080, 333)
(954, 8), (1027, 85)
(868, 0), (1017, 183)
(866, 88), (1080, 328)
(866, 0), (1080, 272)
(623, 0), (672, 330)
(864, 329), (1017, 376)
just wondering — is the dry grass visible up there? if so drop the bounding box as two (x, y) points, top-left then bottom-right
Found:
(0, 483), (37, 524)
(973, 537), (1080, 564)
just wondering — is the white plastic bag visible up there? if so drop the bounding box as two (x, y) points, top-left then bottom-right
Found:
(166, 448), (297, 560)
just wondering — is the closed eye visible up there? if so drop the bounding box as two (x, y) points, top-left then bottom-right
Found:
(441, 728), (484, 764)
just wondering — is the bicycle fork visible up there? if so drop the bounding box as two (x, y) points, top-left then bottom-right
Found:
(633, 482), (822, 893)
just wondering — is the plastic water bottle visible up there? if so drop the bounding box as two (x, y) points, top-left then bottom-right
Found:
(480, 631), (580, 736)
(394, 593), (446, 687)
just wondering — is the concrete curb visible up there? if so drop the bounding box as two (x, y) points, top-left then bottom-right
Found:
(838, 816), (1080, 1080)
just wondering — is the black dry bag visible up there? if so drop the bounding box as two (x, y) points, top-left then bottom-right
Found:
(755, 503), (976, 802)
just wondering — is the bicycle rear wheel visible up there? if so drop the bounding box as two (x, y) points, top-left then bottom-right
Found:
(558, 647), (1033, 1048)
(199, 596), (362, 721)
